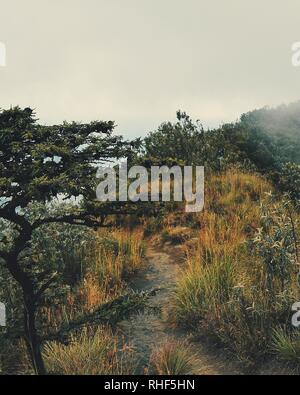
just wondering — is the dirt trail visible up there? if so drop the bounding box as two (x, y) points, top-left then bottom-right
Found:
(118, 243), (244, 375)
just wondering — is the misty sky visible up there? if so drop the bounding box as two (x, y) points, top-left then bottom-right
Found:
(1, 0), (300, 137)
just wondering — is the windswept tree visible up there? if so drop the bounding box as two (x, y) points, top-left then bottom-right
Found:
(0, 107), (136, 374)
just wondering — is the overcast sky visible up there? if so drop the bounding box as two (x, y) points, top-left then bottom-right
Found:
(0, 0), (300, 137)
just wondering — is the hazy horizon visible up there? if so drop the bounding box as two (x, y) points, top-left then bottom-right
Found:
(1, 0), (300, 137)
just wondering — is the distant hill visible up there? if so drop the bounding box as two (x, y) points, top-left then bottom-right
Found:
(239, 102), (300, 164)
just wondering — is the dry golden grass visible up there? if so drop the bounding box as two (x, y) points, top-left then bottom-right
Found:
(179, 171), (271, 268)
(41, 228), (146, 341)
(43, 327), (136, 375)
(172, 170), (300, 361)
(38, 229), (147, 375)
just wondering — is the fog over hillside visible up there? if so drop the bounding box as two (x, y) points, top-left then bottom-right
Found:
(239, 101), (300, 163)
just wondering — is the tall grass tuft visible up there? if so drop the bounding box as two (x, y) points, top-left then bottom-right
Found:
(271, 328), (300, 364)
(150, 339), (200, 375)
(173, 255), (237, 325)
(43, 327), (136, 375)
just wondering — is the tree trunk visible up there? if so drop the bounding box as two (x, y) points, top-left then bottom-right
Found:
(23, 294), (46, 375)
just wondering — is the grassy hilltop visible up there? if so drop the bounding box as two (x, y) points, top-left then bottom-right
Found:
(0, 104), (300, 375)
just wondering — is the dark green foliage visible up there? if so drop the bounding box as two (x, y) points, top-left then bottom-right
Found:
(142, 110), (281, 173)
(0, 107), (132, 205)
(220, 122), (280, 172)
(144, 111), (206, 165)
(240, 102), (300, 164)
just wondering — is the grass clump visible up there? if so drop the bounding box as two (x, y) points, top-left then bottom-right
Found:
(43, 327), (136, 375)
(271, 328), (300, 364)
(150, 339), (199, 375)
(174, 256), (236, 324)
